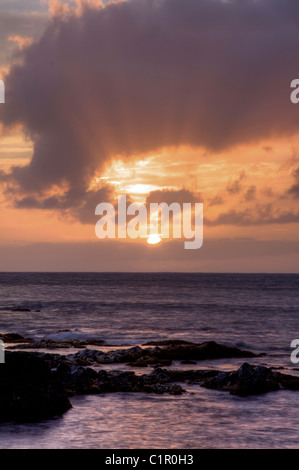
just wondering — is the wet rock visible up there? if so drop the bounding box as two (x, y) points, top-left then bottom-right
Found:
(0, 333), (33, 344)
(143, 367), (219, 385)
(274, 372), (299, 391)
(140, 341), (256, 363)
(11, 308), (31, 312)
(32, 352), (66, 369)
(0, 352), (72, 422)
(106, 346), (144, 363)
(149, 359), (173, 367)
(142, 340), (195, 346)
(6, 337), (259, 365)
(66, 348), (106, 365)
(55, 364), (185, 396)
(85, 339), (105, 346)
(143, 383), (184, 395)
(8, 339), (87, 350)
(128, 356), (173, 368)
(154, 341), (257, 361)
(201, 362), (280, 396)
(74, 341), (257, 366)
(56, 361), (99, 395)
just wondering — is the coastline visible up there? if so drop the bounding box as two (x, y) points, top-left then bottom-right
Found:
(1, 334), (299, 421)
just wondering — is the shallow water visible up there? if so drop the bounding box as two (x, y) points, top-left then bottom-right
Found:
(1, 386), (299, 449)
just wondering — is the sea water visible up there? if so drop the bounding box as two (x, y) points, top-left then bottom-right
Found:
(0, 272), (298, 448)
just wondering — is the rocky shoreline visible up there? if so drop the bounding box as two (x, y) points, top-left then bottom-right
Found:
(1, 334), (299, 423)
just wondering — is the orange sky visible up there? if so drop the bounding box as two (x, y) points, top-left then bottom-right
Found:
(0, 0), (299, 271)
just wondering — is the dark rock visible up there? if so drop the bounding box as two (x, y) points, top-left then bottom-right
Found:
(181, 360), (197, 365)
(11, 308), (31, 312)
(142, 340), (195, 346)
(201, 362), (280, 396)
(56, 361), (98, 395)
(128, 356), (173, 368)
(154, 341), (257, 361)
(8, 339), (87, 350)
(274, 372), (299, 391)
(6, 337), (258, 364)
(150, 359), (173, 367)
(66, 348), (106, 365)
(55, 364), (186, 396)
(143, 367), (219, 385)
(0, 333), (32, 344)
(73, 341), (257, 366)
(143, 383), (184, 395)
(85, 339), (105, 346)
(0, 352), (72, 422)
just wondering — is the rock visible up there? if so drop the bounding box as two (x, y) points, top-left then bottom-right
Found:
(56, 361), (99, 395)
(142, 340), (195, 346)
(128, 356), (173, 367)
(6, 336), (259, 364)
(143, 367), (219, 385)
(66, 348), (106, 365)
(8, 339), (87, 350)
(181, 360), (197, 365)
(0, 333), (32, 344)
(70, 341), (257, 366)
(0, 352), (72, 422)
(153, 341), (257, 361)
(85, 339), (105, 346)
(150, 359), (173, 367)
(274, 372), (299, 391)
(55, 364), (186, 396)
(143, 383), (184, 395)
(201, 362), (280, 396)
(11, 308), (31, 312)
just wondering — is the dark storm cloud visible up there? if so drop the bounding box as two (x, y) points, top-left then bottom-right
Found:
(1, 0), (299, 220)
(15, 185), (114, 223)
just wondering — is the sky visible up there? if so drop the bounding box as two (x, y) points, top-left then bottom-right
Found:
(0, 0), (299, 272)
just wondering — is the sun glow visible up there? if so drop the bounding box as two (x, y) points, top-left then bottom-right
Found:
(147, 234), (162, 245)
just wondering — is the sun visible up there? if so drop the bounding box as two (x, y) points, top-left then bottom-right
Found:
(147, 234), (162, 245)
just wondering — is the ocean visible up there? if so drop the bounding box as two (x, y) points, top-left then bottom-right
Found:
(0, 272), (299, 448)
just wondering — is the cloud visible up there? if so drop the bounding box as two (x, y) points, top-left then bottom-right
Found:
(226, 171), (246, 195)
(208, 193), (225, 207)
(8, 35), (34, 50)
(206, 203), (299, 226)
(287, 167), (299, 198)
(0, 11), (47, 67)
(146, 189), (200, 206)
(244, 185), (257, 202)
(1, 0), (299, 221)
(288, 184), (299, 198)
(15, 185), (114, 223)
(262, 146), (273, 153)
